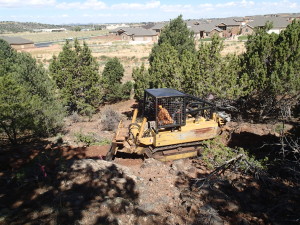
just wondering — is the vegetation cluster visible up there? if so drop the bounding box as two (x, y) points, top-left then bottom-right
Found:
(132, 15), (300, 168)
(133, 16), (300, 122)
(0, 16), (299, 166)
(0, 39), (65, 144)
(0, 38), (131, 144)
(0, 16), (299, 225)
(0, 21), (69, 34)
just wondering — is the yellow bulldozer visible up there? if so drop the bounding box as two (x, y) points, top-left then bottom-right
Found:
(106, 88), (228, 161)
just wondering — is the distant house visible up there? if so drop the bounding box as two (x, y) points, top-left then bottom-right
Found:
(214, 19), (241, 38)
(189, 25), (201, 39)
(232, 17), (246, 23)
(186, 20), (201, 26)
(0, 36), (34, 50)
(109, 27), (128, 35)
(240, 24), (255, 35)
(209, 27), (223, 37)
(111, 27), (158, 42)
(190, 18), (242, 39)
(193, 23), (223, 39)
(151, 22), (167, 35)
(245, 16), (290, 34)
(282, 13), (300, 22)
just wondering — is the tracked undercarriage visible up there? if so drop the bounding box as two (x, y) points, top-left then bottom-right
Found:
(106, 88), (227, 161)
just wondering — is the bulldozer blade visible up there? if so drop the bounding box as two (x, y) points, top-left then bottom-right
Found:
(105, 143), (118, 161)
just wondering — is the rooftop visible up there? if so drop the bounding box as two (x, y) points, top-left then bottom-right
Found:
(145, 88), (186, 98)
(248, 16), (290, 28)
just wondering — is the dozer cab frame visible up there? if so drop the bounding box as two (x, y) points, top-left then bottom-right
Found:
(106, 88), (226, 161)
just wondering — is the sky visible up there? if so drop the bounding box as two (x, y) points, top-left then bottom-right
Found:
(0, 0), (300, 24)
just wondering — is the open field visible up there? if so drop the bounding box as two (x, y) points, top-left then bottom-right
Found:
(23, 37), (153, 82)
(1, 30), (108, 43)
(20, 32), (245, 81)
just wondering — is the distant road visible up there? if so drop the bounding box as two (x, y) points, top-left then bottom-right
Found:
(35, 42), (55, 47)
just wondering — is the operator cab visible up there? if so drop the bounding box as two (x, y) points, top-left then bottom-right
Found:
(143, 88), (216, 132)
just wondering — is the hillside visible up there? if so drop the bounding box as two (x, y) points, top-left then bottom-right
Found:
(0, 100), (299, 225)
(0, 21), (70, 34)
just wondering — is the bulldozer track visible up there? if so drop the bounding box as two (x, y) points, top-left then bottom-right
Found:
(144, 141), (204, 161)
(150, 141), (205, 153)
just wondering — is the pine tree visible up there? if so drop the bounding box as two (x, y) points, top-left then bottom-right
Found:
(49, 39), (101, 115)
(273, 20), (300, 95)
(242, 25), (278, 94)
(241, 20), (300, 119)
(147, 15), (197, 92)
(180, 49), (199, 95)
(102, 57), (124, 90)
(149, 42), (182, 89)
(0, 40), (64, 144)
(132, 63), (150, 101)
(195, 35), (249, 101)
(156, 15), (195, 55)
(101, 57), (132, 102)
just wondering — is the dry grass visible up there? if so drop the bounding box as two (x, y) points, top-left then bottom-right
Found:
(20, 32), (246, 82)
(23, 37), (152, 81)
(222, 41), (246, 56)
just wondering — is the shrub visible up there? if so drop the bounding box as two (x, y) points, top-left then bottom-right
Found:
(70, 111), (81, 123)
(74, 131), (111, 146)
(201, 138), (267, 171)
(0, 39), (65, 144)
(74, 131), (97, 146)
(49, 39), (101, 115)
(101, 108), (122, 131)
(101, 57), (133, 103)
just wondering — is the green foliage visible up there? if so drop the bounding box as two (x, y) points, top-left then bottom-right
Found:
(193, 35), (250, 100)
(237, 36), (248, 41)
(144, 15), (197, 93)
(201, 138), (267, 171)
(74, 26), (82, 32)
(49, 39), (101, 115)
(94, 25), (103, 31)
(0, 39), (65, 144)
(132, 63), (150, 101)
(241, 20), (300, 119)
(102, 57), (124, 88)
(149, 42), (182, 89)
(242, 28), (278, 94)
(74, 131), (110, 146)
(273, 20), (300, 95)
(101, 57), (132, 103)
(122, 81), (134, 99)
(157, 15), (195, 55)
